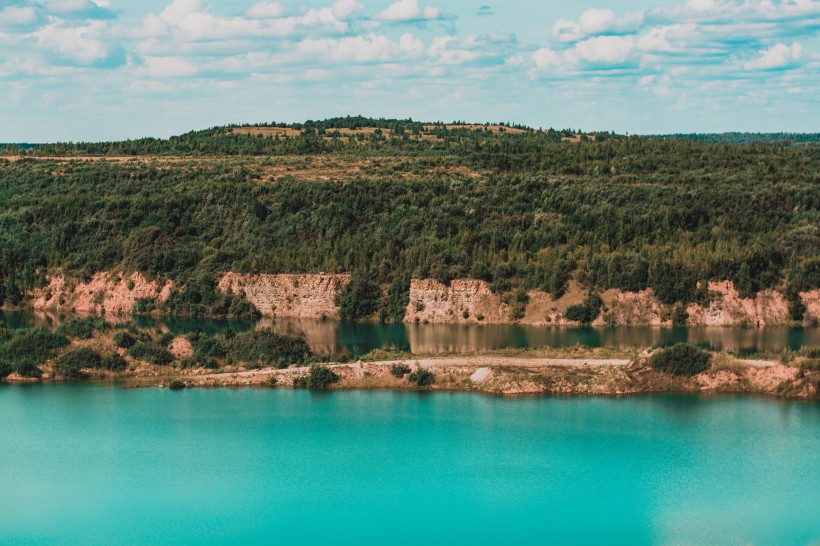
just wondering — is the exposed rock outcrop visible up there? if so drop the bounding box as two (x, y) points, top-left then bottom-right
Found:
(217, 273), (349, 318)
(800, 290), (820, 323)
(404, 279), (510, 324)
(28, 270), (819, 327)
(687, 281), (789, 327)
(30, 272), (172, 316)
(403, 278), (816, 327)
(596, 288), (668, 327)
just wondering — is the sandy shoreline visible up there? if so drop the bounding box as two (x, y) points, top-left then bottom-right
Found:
(154, 355), (815, 398)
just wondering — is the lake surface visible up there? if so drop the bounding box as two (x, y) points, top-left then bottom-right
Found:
(3, 310), (819, 355)
(0, 386), (817, 545)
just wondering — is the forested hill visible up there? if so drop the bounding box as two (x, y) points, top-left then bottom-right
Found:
(2, 116), (817, 157)
(0, 117), (818, 319)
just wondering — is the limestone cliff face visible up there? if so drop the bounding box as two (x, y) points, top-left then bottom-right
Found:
(403, 278), (816, 327)
(800, 290), (820, 323)
(686, 281), (790, 327)
(28, 271), (819, 326)
(30, 272), (173, 316)
(595, 289), (669, 327)
(404, 279), (510, 324)
(217, 273), (350, 318)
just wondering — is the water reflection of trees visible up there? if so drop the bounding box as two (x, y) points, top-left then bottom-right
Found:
(3, 311), (819, 355)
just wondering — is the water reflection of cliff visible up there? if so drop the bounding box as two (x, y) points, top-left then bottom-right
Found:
(2, 311), (819, 355)
(258, 320), (820, 355)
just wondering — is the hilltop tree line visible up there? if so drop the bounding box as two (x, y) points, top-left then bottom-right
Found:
(0, 122), (818, 319)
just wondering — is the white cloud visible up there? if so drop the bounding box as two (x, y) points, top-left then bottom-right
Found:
(294, 33), (424, 63)
(245, 2), (284, 19)
(34, 19), (115, 65)
(532, 48), (561, 70)
(331, 0), (364, 20)
(135, 56), (198, 78)
(552, 9), (643, 43)
(744, 42), (802, 70)
(566, 36), (635, 66)
(0, 6), (38, 27)
(376, 0), (444, 21)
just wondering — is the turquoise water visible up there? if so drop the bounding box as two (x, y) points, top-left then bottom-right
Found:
(1, 386), (818, 545)
(3, 310), (819, 354)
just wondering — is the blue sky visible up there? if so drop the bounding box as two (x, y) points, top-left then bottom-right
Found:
(1, 0), (818, 141)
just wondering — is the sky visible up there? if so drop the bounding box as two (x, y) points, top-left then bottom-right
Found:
(0, 0), (818, 141)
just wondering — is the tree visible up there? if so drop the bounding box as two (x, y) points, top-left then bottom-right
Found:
(307, 365), (339, 389)
(650, 344), (711, 376)
(338, 271), (381, 322)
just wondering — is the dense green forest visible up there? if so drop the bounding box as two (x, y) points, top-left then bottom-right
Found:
(1, 117), (818, 319)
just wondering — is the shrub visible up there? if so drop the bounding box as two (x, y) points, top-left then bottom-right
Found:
(789, 299), (806, 322)
(133, 297), (156, 314)
(0, 328), (69, 378)
(127, 343), (175, 366)
(225, 329), (310, 368)
(671, 303), (689, 327)
(101, 353), (128, 372)
(56, 317), (108, 339)
(113, 331), (137, 349)
(158, 333), (175, 347)
(800, 346), (820, 359)
(168, 379), (186, 390)
(195, 336), (226, 359)
(55, 347), (102, 379)
(799, 359), (820, 371)
(390, 363), (411, 378)
(307, 365), (339, 389)
(0, 359), (12, 379)
(565, 294), (603, 325)
(380, 273), (411, 323)
(408, 368), (435, 387)
(338, 271), (381, 321)
(650, 344), (711, 376)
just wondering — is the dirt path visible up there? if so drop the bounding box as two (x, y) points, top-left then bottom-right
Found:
(738, 359), (777, 368)
(188, 356), (631, 383)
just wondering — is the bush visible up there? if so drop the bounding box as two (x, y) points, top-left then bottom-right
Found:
(158, 333), (175, 347)
(380, 274), (411, 323)
(55, 347), (102, 379)
(56, 317), (108, 339)
(0, 359), (12, 379)
(113, 331), (137, 349)
(390, 363), (411, 378)
(127, 343), (175, 366)
(408, 368), (435, 387)
(565, 294), (603, 325)
(338, 271), (381, 322)
(194, 336), (226, 359)
(650, 344), (711, 376)
(671, 303), (689, 327)
(799, 359), (820, 371)
(225, 329), (311, 368)
(101, 353), (128, 371)
(0, 328), (69, 378)
(800, 346), (820, 359)
(169, 379), (186, 390)
(789, 299), (806, 322)
(307, 365), (339, 389)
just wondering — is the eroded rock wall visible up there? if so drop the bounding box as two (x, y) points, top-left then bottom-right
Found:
(28, 271), (819, 326)
(30, 272), (173, 316)
(686, 281), (790, 327)
(217, 273), (350, 318)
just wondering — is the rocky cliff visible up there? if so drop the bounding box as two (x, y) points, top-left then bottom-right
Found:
(404, 278), (819, 327)
(217, 273), (349, 319)
(28, 271), (820, 327)
(30, 272), (173, 316)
